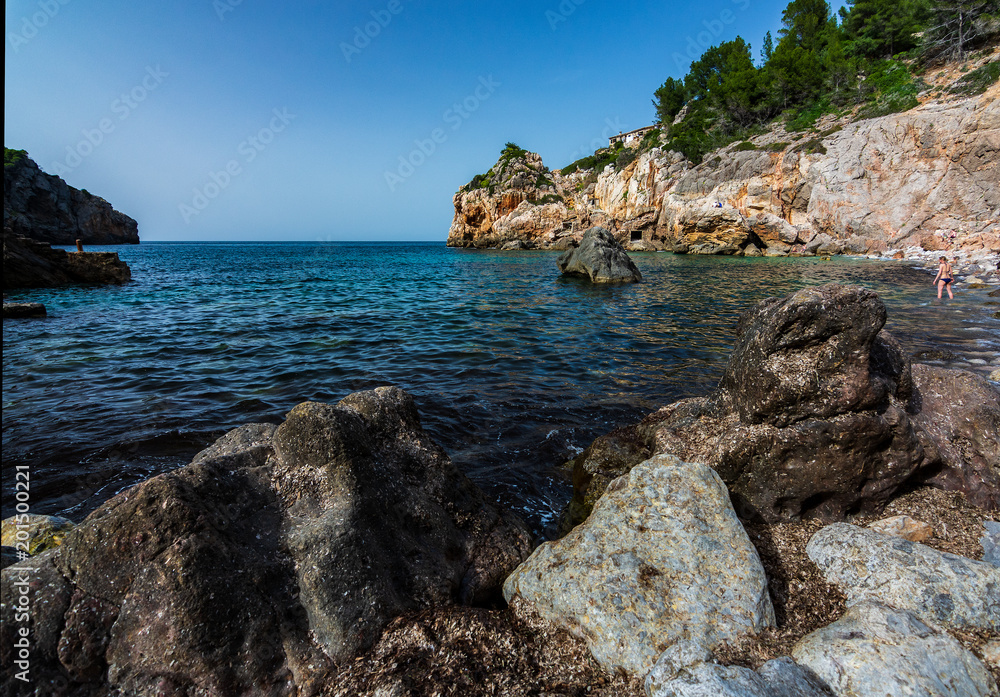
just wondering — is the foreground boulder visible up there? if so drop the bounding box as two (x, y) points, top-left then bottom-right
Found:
(806, 524), (999, 632)
(908, 364), (1000, 510)
(569, 284), (942, 526)
(557, 226), (643, 283)
(792, 602), (997, 697)
(567, 283), (1000, 528)
(0, 387), (532, 695)
(505, 455), (774, 678)
(3, 233), (132, 289)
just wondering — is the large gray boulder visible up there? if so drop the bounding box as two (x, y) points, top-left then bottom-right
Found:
(557, 226), (642, 283)
(504, 455), (774, 678)
(0, 387), (532, 696)
(806, 523), (1000, 632)
(792, 602), (997, 697)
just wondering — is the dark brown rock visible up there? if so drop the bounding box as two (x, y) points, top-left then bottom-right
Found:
(909, 364), (1000, 510)
(2, 301), (46, 318)
(1, 386), (532, 696)
(3, 232), (131, 289)
(4, 152), (139, 245)
(566, 284), (944, 526)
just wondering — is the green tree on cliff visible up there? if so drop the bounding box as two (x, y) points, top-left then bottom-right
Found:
(653, 77), (687, 126)
(842, 0), (928, 59)
(921, 0), (1000, 62)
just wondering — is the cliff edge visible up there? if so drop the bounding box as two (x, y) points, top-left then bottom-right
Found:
(4, 149), (139, 246)
(448, 82), (999, 260)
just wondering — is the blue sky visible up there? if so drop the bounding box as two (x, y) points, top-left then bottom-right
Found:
(5, 0), (844, 242)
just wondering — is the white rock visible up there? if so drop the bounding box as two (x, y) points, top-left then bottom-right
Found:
(504, 455), (774, 677)
(806, 523), (999, 631)
(792, 602), (996, 697)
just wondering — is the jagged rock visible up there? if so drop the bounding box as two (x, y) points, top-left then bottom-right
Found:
(557, 226), (642, 283)
(867, 515), (933, 542)
(0, 387), (532, 695)
(2, 301), (46, 318)
(3, 233), (132, 289)
(792, 602), (997, 697)
(505, 455), (774, 678)
(567, 284), (935, 525)
(3, 152), (139, 245)
(806, 523), (1000, 632)
(908, 364), (1000, 510)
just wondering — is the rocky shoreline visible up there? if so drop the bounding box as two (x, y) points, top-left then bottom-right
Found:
(446, 82), (999, 267)
(2, 283), (997, 696)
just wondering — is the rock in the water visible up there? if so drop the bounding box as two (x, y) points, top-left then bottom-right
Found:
(908, 363), (1000, 510)
(0, 386), (532, 695)
(0, 514), (75, 555)
(504, 455), (774, 678)
(983, 521), (1000, 566)
(568, 284), (934, 525)
(867, 514), (933, 542)
(792, 601), (997, 697)
(2, 301), (46, 318)
(806, 523), (999, 632)
(557, 226), (642, 283)
(3, 233), (132, 289)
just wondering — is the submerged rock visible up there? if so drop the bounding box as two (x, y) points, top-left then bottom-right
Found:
(807, 523), (1000, 632)
(0, 386), (532, 695)
(557, 226), (642, 283)
(505, 455), (774, 678)
(792, 601), (997, 697)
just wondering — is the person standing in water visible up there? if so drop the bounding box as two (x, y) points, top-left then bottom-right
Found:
(932, 256), (954, 299)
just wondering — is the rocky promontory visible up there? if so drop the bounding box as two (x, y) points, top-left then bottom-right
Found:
(447, 82), (999, 261)
(3, 149), (139, 246)
(2, 233), (131, 289)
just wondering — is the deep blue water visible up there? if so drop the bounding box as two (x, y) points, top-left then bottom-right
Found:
(4, 242), (999, 537)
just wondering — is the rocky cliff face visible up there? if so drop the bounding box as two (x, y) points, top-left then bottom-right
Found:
(4, 152), (139, 245)
(448, 83), (999, 259)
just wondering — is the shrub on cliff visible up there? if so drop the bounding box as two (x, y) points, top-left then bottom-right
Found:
(4, 147), (28, 169)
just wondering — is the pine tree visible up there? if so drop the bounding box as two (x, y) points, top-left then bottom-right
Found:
(653, 77), (687, 125)
(761, 31), (775, 65)
(843, 0), (928, 59)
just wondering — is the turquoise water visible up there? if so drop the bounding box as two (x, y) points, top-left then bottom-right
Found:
(3, 243), (998, 537)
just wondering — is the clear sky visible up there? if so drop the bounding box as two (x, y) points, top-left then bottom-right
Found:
(5, 0), (844, 242)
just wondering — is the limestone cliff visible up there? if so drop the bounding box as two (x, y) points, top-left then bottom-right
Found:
(4, 151), (139, 245)
(448, 83), (999, 259)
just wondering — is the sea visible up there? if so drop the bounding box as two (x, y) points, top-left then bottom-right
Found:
(3, 242), (999, 538)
